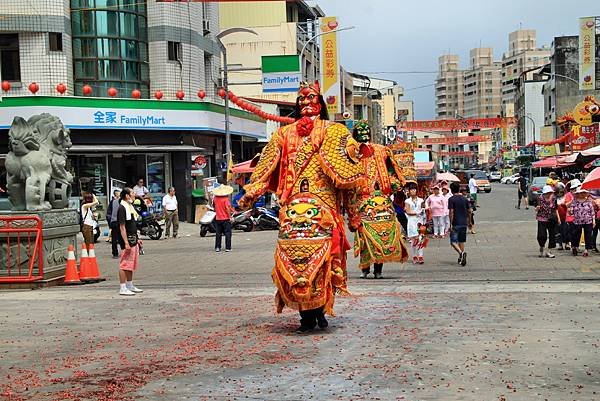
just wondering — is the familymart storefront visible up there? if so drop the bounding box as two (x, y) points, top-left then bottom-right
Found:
(0, 96), (266, 222)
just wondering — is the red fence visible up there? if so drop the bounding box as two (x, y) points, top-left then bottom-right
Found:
(0, 216), (44, 282)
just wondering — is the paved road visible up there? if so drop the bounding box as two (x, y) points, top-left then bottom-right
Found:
(1, 183), (599, 401)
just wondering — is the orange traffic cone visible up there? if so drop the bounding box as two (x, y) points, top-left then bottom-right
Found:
(86, 243), (101, 282)
(79, 244), (93, 282)
(63, 244), (81, 285)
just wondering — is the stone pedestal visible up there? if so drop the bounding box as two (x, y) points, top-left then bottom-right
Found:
(0, 209), (80, 284)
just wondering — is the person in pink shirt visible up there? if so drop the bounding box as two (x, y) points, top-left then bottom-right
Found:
(441, 185), (452, 236)
(426, 184), (447, 238)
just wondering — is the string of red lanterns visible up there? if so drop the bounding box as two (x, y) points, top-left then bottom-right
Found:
(217, 88), (295, 124)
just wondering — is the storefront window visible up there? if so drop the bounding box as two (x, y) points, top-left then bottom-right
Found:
(73, 156), (107, 197)
(147, 155), (165, 196)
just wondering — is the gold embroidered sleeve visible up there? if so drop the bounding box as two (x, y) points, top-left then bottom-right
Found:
(243, 129), (282, 201)
(317, 123), (365, 189)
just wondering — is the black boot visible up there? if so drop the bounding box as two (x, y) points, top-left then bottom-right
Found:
(296, 310), (317, 333)
(373, 263), (384, 279)
(315, 309), (328, 329)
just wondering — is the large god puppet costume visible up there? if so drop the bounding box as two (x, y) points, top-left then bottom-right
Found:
(239, 82), (365, 332)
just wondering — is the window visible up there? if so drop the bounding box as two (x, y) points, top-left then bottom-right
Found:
(167, 41), (181, 61)
(49, 32), (63, 51)
(0, 34), (20, 81)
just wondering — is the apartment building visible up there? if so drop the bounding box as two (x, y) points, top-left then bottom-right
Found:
(462, 48), (502, 119)
(501, 30), (550, 107)
(435, 55), (464, 119)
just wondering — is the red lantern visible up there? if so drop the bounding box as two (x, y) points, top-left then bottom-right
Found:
(197, 89), (206, 99)
(108, 87), (118, 97)
(28, 82), (39, 94)
(82, 85), (93, 96)
(217, 88), (226, 98)
(154, 90), (163, 100)
(230, 94), (238, 103)
(176, 90), (185, 100)
(56, 83), (67, 94)
(1, 81), (11, 92)
(131, 89), (142, 99)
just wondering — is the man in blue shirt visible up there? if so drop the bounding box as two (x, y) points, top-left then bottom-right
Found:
(448, 182), (472, 266)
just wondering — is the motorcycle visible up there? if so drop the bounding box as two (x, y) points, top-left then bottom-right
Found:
(252, 206), (280, 231)
(133, 203), (163, 240)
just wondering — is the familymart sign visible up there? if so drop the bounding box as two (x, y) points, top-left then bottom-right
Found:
(262, 55), (300, 93)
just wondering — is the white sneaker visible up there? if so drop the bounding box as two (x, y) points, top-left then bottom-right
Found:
(119, 288), (136, 296)
(127, 286), (143, 293)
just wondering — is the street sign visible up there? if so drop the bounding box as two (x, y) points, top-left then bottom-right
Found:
(261, 55), (300, 93)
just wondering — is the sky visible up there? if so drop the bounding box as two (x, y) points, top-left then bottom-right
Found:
(314, 0), (599, 120)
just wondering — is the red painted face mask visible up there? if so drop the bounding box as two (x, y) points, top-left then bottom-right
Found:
(297, 86), (322, 117)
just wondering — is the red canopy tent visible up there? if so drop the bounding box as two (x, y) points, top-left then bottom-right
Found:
(531, 156), (573, 169)
(231, 160), (255, 174)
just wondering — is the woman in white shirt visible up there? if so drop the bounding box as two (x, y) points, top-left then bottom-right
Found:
(405, 184), (425, 264)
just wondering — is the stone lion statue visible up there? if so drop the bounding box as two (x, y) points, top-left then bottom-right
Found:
(5, 113), (73, 211)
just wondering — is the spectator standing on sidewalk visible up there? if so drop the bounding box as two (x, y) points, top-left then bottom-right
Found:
(448, 182), (471, 266)
(555, 183), (569, 250)
(405, 184), (426, 264)
(425, 184), (447, 238)
(162, 187), (179, 239)
(442, 185), (452, 236)
(516, 172), (529, 209)
(571, 188), (595, 257)
(80, 193), (98, 246)
(106, 190), (121, 258)
(565, 179), (581, 252)
(117, 187), (143, 296)
(133, 178), (149, 199)
(468, 173), (479, 207)
(535, 185), (559, 258)
(213, 184), (235, 252)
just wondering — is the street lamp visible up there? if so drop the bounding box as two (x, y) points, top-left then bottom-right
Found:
(216, 27), (258, 182)
(539, 71), (580, 86)
(298, 26), (355, 80)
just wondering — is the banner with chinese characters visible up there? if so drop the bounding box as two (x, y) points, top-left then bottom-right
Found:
(397, 117), (516, 132)
(437, 151), (473, 157)
(579, 17), (596, 91)
(416, 135), (492, 145)
(319, 17), (340, 115)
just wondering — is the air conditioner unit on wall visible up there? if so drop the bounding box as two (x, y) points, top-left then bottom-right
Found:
(203, 20), (211, 36)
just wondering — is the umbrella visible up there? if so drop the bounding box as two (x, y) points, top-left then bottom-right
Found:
(436, 172), (460, 182)
(581, 167), (600, 190)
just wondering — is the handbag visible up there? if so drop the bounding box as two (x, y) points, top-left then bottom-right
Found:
(127, 233), (138, 247)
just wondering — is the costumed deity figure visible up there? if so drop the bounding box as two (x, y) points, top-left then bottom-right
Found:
(345, 121), (408, 279)
(238, 82), (365, 333)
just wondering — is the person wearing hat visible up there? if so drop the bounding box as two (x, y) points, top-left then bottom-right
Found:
(212, 183), (235, 252)
(564, 179), (581, 253)
(555, 183), (570, 251)
(535, 185), (560, 258)
(425, 184), (447, 238)
(570, 187), (595, 256)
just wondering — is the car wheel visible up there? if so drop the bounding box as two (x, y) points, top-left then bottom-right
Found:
(485, 189), (491, 193)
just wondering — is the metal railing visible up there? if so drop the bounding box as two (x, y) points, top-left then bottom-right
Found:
(0, 216), (44, 282)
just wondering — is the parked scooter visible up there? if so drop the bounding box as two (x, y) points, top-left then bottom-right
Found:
(252, 206), (280, 231)
(199, 206), (216, 237)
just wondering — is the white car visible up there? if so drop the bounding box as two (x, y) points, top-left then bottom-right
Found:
(489, 171), (502, 182)
(501, 174), (520, 184)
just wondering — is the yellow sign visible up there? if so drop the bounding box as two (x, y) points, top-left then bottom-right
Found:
(320, 17), (340, 116)
(538, 144), (558, 158)
(579, 17), (596, 91)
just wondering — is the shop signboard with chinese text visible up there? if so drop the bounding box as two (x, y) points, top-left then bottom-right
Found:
(417, 135), (492, 145)
(572, 123), (599, 151)
(319, 17), (341, 115)
(579, 17), (596, 91)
